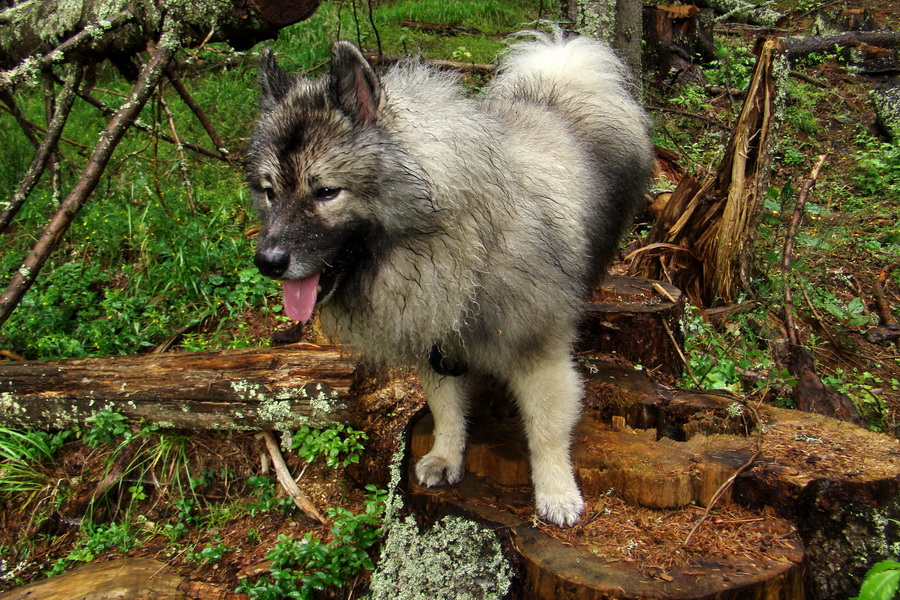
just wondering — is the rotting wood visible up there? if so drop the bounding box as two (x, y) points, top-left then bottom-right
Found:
(407, 358), (900, 599)
(630, 38), (784, 306)
(580, 276), (685, 381)
(0, 557), (188, 600)
(0, 344), (358, 430)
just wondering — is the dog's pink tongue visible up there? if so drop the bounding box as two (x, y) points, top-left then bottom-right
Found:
(282, 273), (320, 322)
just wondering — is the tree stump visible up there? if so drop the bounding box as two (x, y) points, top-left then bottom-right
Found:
(407, 360), (900, 599)
(581, 276), (685, 380)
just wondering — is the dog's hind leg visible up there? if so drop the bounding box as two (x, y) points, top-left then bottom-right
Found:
(507, 347), (584, 527)
(415, 368), (469, 487)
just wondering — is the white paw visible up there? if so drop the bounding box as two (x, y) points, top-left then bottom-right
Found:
(415, 453), (464, 487)
(535, 490), (584, 527)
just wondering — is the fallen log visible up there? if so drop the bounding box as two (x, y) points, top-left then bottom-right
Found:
(0, 344), (358, 430)
(407, 360), (900, 599)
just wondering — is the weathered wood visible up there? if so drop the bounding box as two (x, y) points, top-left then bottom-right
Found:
(407, 360), (900, 599)
(0, 344), (357, 430)
(630, 38), (784, 306)
(580, 276), (685, 380)
(0, 558), (186, 600)
(642, 5), (716, 85)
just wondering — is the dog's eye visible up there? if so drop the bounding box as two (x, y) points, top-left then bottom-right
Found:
(315, 187), (341, 201)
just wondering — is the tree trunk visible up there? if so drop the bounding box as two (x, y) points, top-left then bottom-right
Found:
(408, 360), (900, 599)
(630, 38), (784, 306)
(563, 0), (643, 79)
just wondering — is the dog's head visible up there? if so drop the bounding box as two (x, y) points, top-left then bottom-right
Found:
(246, 42), (390, 322)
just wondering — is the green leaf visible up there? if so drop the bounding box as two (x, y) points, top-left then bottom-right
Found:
(853, 561), (900, 600)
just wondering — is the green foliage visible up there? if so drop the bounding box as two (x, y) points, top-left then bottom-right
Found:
(291, 424), (367, 468)
(45, 521), (142, 577)
(705, 41), (756, 91)
(854, 138), (900, 198)
(852, 560), (900, 600)
(680, 305), (794, 396)
(245, 475), (295, 515)
(236, 486), (387, 599)
(0, 428), (70, 493)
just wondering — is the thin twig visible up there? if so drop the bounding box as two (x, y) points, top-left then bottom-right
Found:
(0, 89), (42, 149)
(0, 64), (83, 234)
(57, 73), (229, 162)
(159, 93), (196, 213)
(662, 319), (701, 387)
(782, 154), (827, 346)
(165, 69), (231, 161)
(684, 403), (764, 547)
(646, 105), (731, 130)
(259, 432), (327, 524)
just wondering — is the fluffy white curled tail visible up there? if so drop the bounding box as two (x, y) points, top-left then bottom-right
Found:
(487, 27), (648, 132)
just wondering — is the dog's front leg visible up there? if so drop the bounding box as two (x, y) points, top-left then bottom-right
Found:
(415, 367), (469, 487)
(508, 348), (584, 527)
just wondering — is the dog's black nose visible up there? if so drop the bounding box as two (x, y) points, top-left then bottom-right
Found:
(254, 248), (290, 278)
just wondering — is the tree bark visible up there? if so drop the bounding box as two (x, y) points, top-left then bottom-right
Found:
(0, 0), (320, 71)
(0, 344), (358, 430)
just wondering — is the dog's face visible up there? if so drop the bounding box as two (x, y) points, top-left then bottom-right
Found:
(247, 44), (385, 321)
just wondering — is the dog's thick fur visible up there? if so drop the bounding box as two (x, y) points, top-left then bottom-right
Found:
(247, 30), (653, 526)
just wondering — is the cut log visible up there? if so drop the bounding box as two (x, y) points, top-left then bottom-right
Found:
(0, 344), (358, 430)
(407, 360), (900, 599)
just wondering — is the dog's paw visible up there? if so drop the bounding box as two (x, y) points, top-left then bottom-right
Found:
(535, 490), (584, 527)
(415, 454), (464, 487)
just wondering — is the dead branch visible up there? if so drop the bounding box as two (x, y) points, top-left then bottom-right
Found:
(0, 22), (181, 329)
(0, 10), (134, 89)
(0, 89), (41, 148)
(0, 64), (82, 234)
(781, 155), (861, 423)
(165, 69), (232, 161)
(159, 93), (197, 212)
(782, 155), (827, 346)
(68, 81), (228, 162)
(259, 431), (327, 524)
(785, 31), (900, 60)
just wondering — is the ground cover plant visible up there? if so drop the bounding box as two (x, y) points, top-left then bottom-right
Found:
(1, 0), (899, 595)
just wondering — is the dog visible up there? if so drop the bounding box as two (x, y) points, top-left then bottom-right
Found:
(247, 29), (653, 526)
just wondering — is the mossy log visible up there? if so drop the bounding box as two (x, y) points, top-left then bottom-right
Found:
(0, 0), (320, 69)
(0, 344), (357, 430)
(408, 361), (900, 599)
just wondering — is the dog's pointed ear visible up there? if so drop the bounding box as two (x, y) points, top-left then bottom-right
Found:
(330, 41), (382, 127)
(258, 47), (292, 110)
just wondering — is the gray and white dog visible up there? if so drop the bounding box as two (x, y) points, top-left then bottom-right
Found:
(247, 30), (653, 526)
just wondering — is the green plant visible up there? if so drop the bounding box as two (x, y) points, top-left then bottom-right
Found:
(46, 521), (142, 577)
(236, 486), (386, 599)
(245, 475), (295, 515)
(854, 139), (900, 198)
(0, 428), (70, 493)
(852, 560), (900, 600)
(291, 424), (367, 468)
